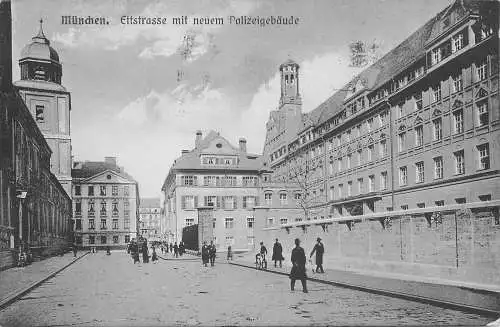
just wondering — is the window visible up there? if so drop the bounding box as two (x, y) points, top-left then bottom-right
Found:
(279, 193), (287, 205)
(101, 236), (107, 244)
(380, 171), (388, 190)
(88, 186), (94, 196)
(453, 110), (464, 134)
(75, 219), (82, 230)
(401, 205), (409, 210)
(477, 101), (489, 127)
(294, 193), (301, 200)
(434, 157), (443, 179)
(224, 217), (234, 229)
(336, 135), (341, 147)
(479, 194), (491, 202)
(356, 124), (361, 137)
(454, 150), (465, 175)
(337, 157), (342, 171)
(347, 181), (352, 197)
(338, 184), (343, 198)
(415, 126), (424, 147)
(185, 218), (195, 226)
(100, 219), (107, 230)
(267, 217), (274, 226)
(222, 196), (236, 210)
(113, 236), (119, 244)
(35, 105), (44, 122)
(414, 93), (423, 111)
(367, 145), (374, 161)
(242, 176), (258, 186)
(368, 175), (375, 192)
(455, 198), (466, 204)
(345, 131), (351, 142)
(264, 193), (272, 205)
(433, 119), (442, 141)
(88, 218), (95, 230)
(329, 186), (335, 200)
(398, 104), (404, 118)
(478, 144), (490, 170)
(452, 33), (463, 53)
(243, 196), (257, 209)
(112, 185), (118, 196)
(329, 162), (334, 174)
(356, 150), (362, 166)
(124, 219), (130, 229)
(347, 154), (352, 169)
(225, 236), (235, 246)
(399, 166), (408, 186)
(432, 84), (441, 103)
(357, 178), (363, 194)
(452, 73), (463, 93)
(415, 162), (424, 183)
(435, 200), (444, 207)
(100, 185), (106, 196)
(112, 219), (118, 229)
(417, 203), (426, 208)
(476, 59), (487, 81)
(379, 140), (387, 157)
(431, 47), (441, 65)
(204, 196), (217, 207)
(366, 118), (373, 132)
(398, 132), (406, 152)
(247, 217), (254, 228)
(124, 186), (129, 196)
(75, 202), (82, 216)
(75, 185), (81, 196)
(89, 235), (95, 244)
(379, 111), (387, 125)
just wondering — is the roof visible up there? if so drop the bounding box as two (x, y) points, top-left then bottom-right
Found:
(14, 80), (67, 92)
(20, 20), (60, 63)
(170, 130), (263, 172)
(71, 160), (136, 182)
(308, 0), (492, 128)
(140, 197), (161, 208)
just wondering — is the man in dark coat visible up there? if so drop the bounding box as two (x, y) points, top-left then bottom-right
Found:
(173, 242), (179, 258)
(272, 238), (284, 268)
(179, 241), (185, 256)
(201, 241), (209, 267)
(142, 242), (149, 263)
(310, 237), (325, 273)
(209, 240), (216, 267)
(169, 243), (173, 253)
(290, 238), (308, 293)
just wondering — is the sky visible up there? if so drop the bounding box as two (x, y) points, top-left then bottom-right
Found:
(11, 0), (452, 198)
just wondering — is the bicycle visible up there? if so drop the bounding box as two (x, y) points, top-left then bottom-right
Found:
(255, 253), (267, 270)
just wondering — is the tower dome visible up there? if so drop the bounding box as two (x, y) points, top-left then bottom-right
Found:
(17, 19), (62, 85)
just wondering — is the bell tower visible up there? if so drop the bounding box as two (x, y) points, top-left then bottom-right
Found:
(279, 58), (301, 107)
(14, 20), (72, 196)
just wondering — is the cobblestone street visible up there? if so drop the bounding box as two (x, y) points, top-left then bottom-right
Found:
(0, 252), (492, 326)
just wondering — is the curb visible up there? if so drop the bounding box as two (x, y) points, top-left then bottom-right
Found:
(0, 252), (90, 311)
(229, 262), (500, 318)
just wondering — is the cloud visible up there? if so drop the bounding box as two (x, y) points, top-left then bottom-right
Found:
(52, 0), (258, 61)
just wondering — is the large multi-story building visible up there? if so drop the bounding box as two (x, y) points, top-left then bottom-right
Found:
(139, 198), (161, 241)
(14, 19), (72, 196)
(161, 131), (262, 250)
(262, 0), (499, 226)
(71, 157), (140, 249)
(1, 1), (71, 269)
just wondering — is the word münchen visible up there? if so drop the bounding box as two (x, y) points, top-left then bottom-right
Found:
(229, 15), (300, 27)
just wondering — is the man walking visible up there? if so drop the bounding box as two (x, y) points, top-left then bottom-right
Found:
(201, 241), (209, 267)
(310, 237), (325, 273)
(173, 242), (179, 258)
(259, 241), (268, 269)
(209, 240), (216, 267)
(272, 238), (284, 268)
(290, 238), (308, 293)
(72, 243), (78, 257)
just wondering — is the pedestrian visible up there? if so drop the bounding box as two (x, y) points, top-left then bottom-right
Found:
(72, 244), (78, 257)
(173, 242), (179, 258)
(290, 238), (308, 293)
(310, 237), (325, 273)
(152, 247), (158, 263)
(142, 242), (149, 263)
(227, 245), (233, 261)
(160, 244), (164, 254)
(179, 241), (185, 256)
(209, 240), (216, 267)
(259, 241), (268, 269)
(272, 238), (284, 268)
(201, 241), (209, 267)
(170, 243), (173, 253)
(132, 242), (140, 264)
(106, 246), (111, 256)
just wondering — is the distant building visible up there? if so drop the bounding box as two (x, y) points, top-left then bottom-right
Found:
(139, 198), (161, 241)
(261, 0), (499, 228)
(14, 19), (72, 196)
(161, 131), (262, 250)
(71, 157), (140, 249)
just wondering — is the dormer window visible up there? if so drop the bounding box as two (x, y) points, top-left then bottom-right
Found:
(452, 33), (464, 53)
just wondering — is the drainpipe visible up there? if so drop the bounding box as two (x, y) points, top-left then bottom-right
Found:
(386, 99), (395, 211)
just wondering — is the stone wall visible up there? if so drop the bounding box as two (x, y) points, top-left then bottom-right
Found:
(254, 207), (500, 286)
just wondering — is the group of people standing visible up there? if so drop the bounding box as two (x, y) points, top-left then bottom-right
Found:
(266, 237), (325, 293)
(158, 241), (186, 258)
(201, 241), (217, 267)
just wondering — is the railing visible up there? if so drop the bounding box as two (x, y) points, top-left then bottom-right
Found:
(263, 200), (500, 230)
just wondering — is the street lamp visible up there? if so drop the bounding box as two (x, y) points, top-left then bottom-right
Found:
(16, 189), (27, 260)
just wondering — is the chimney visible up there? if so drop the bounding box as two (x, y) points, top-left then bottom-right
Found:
(0, 0), (12, 92)
(104, 156), (117, 167)
(239, 138), (247, 153)
(195, 130), (202, 148)
(181, 150), (189, 155)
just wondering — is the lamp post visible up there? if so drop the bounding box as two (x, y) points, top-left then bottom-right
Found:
(16, 189), (27, 254)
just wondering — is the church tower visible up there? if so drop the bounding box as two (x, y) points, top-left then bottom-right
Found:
(279, 58), (302, 108)
(14, 20), (72, 196)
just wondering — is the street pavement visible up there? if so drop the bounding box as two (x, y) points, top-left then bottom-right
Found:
(0, 251), (492, 326)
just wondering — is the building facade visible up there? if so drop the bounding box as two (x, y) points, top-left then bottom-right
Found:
(261, 0), (499, 227)
(71, 157), (140, 249)
(14, 20), (72, 196)
(139, 198), (161, 241)
(161, 131), (262, 251)
(1, 1), (71, 269)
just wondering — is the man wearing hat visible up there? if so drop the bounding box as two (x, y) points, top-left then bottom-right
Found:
(310, 237), (325, 273)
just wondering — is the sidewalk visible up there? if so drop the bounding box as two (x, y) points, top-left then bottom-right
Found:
(230, 254), (500, 317)
(0, 251), (88, 310)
